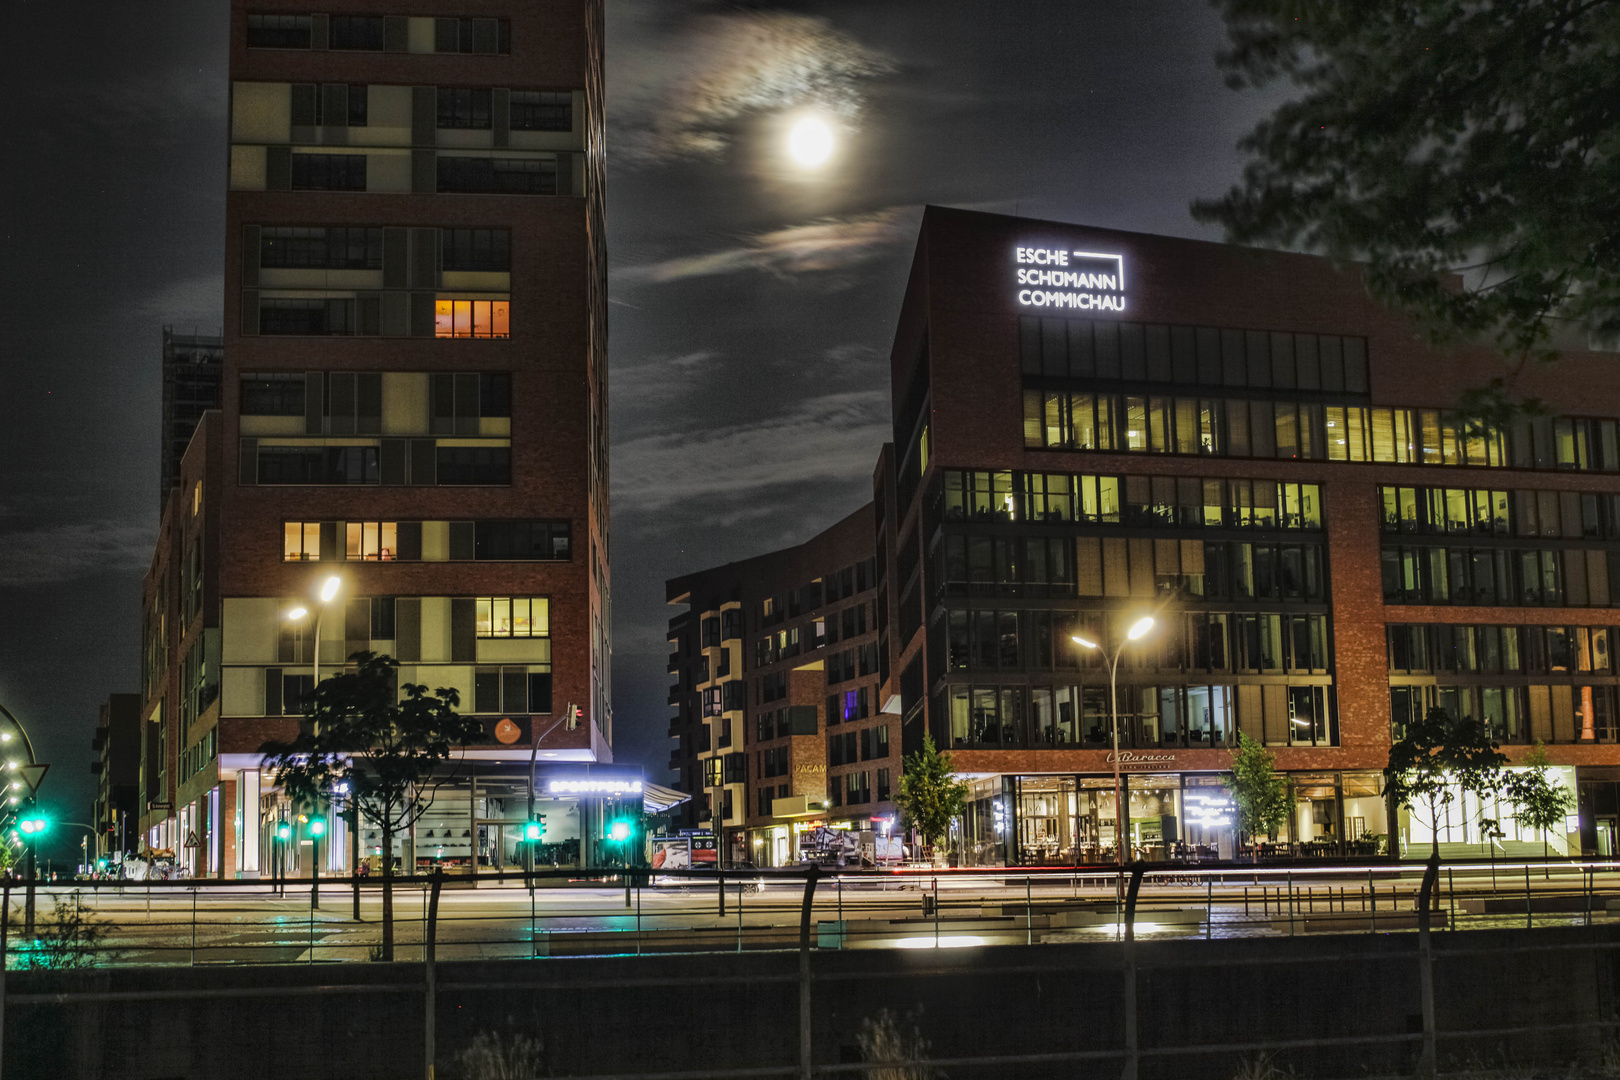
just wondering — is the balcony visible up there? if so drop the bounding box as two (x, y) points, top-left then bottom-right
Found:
(668, 652), (681, 673)
(667, 685), (683, 706)
(668, 750), (682, 771)
(667, 718), (682, 738)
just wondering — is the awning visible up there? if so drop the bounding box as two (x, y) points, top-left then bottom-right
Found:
(643, 782), (691, 814)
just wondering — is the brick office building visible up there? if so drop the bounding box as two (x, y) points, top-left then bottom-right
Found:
(666, 505), (896, 867)
(867, 206), (1620, 865)
(137, 1), (612, 878)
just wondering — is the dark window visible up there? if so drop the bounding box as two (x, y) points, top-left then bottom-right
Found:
(436, 446), (511, 485)
(509, 91), (572, 132)
(328, 15), (385, 49)
(241, 373), (305, 416)
(290, 153), (367, 191)
(246, 13), (311, 48)
(348, 84), (369, 126)
(259, 298), (354, 335)
(480, 373), (511, 417)
(437, 156), (557, 195)
(260, 227), (383, 269)
(441, 229), (511, 272)
(435, 17), (509, 54)
(257, 446), (379, 485)
(437, 87), (493, 130)
(474, 520), (571, 560)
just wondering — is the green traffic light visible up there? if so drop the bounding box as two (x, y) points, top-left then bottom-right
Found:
(18, 814), (48, 836)
(276, 821), (291, 841)
(308, 818), (326, 838)
(608, 820), (631, 843)
(524, 821), (543, 841)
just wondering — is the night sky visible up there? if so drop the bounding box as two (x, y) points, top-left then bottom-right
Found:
(1, 0), (1282, 858)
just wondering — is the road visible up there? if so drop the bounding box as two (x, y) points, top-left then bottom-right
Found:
(13, 862), (1620, 966)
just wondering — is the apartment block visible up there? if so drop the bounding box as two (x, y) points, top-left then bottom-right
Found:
(136, 0), (611, 878)
(666, 506), (897, 867)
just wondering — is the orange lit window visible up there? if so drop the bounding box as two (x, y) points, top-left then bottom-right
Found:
(434, 299), (510, 338)
(283, 522), (321, 561)
(346, 521), (397, 561)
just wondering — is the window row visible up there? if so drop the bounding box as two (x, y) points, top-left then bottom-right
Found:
(829, 724), (891, 766)
(938, 536), (1328, 603)
(700, 682), (746, 718)
(940, 469), (1322, 530)
(266, 151), (562, 196)
(828, 769), (890, 807)
(945, 682), (1336, 750)
(1381, 486), (1620, 541)
(946, 609), (1331, 674)
(754, 706), (818, 743)
(246, 294), (510, 338)
(826, 644), (879, 685)
(1019, 316), (1369, 393)
(436, 87), (571, 131)
(241, 372), (511, 431)
(257, 226), (510, 272)
(1391, 684), (1618, 744)
(698, 609), (744, 648)
(282, 519), (571, 563)
(472, 666), (553, 715)
(829, 687), (872, 725)
(1387, 624), (1614, 675)
(474, 597), (549, 639)
(247, 13), (510, 54)
(760, 562), (876, 626)
(244, 440), (510, 486)
(1381, 545), (1620, 607)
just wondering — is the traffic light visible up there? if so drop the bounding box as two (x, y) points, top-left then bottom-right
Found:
(524, 819), (544, 841)
(276, 820), (292, 842)
(608, 820), (632, 843)
(308, 818), (327, 839)
(17, 811), (48, 837)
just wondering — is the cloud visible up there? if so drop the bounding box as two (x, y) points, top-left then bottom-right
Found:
(0, 520), (157, 589)
(613, 9), (895, 164)
(611, 350), (720, 410)
(618, 207), (916, 285)
(614, 390), (890, 514)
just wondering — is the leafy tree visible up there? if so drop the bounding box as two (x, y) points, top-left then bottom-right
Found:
(1503, 740), (1576, 865)
(1228, 733), (1291, 849)
(1195, 0), (1620, 405)
(895, 733), (970, 858)
(262, 652), (483, 960)
(1386, 708), (1508, 859)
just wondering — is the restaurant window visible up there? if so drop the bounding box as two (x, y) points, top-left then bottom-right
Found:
(475, 597), (550, 638)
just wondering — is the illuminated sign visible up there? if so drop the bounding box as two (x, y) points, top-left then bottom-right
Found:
(1185, 791), (1234, 829)
(547, 778), (643, 795)
(1105, 751), (1176, 771)
(1014, 247), (1126, 312)
(991, 797), (1008, 838)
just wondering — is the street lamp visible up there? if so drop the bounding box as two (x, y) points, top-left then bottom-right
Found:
(1072, 615), (1156, 871)
(285, 574), (343, 687)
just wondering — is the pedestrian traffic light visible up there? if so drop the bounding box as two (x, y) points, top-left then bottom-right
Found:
(276, 820), (291, 841)
(308, 818), (326, 839)
(608, 820), (632, 843)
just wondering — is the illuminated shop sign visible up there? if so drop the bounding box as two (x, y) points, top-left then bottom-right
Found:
(1014, 246), (1126, 312)
(1186, 791), (1234, 829)
(1105, 751), (1176, 771)
(547, 778), (644, 795)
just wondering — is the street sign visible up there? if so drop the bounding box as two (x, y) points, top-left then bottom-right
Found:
(15, 763), (47, 796)
(184, 830), (199, 849)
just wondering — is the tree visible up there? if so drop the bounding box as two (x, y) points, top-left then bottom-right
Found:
(262, 652), (483, 960)
(1195, 1), (1620, 406)
(1503, 740), (1576, 866)
(1386, 708), (1509, 859)
(895, 733), (970, 860)
(1228, 733), (1290, 851)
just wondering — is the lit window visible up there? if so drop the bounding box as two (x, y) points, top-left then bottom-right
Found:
(476, 597), (549, 638)
(283, 522), (321, 561)
(346, 521), (397, 561)
(434, 300), (510, 338)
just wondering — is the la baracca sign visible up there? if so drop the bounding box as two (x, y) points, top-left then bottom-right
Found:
(1014, 246), (1126, 312)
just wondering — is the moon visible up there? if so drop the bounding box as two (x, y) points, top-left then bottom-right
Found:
(787, 116), (835, 167)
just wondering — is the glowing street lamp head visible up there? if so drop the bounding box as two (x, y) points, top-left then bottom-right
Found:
(787, 116), (835, 167)
(286, 606), (309, 622)
(1127, 616), (1155, 641)
(1071, 634), (1099, 651)
(319, 576), (342, 603)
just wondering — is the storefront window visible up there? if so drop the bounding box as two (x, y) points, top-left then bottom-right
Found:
(1291, 773), (1339, 853)
(959, 776), (1007, 867)
(1182, 775), (1236, 857)
(1075, 778), (1118, 861)
(1126, 774), (1180, 859)
(1341, 772), (1388, 856)
(1016, 775), (1076, 864)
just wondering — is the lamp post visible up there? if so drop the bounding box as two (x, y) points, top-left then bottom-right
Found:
(285, 573), (343, 688)
(1072, 616), (1156, 872)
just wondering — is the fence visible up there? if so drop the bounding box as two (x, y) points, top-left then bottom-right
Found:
(5, 860), (1620, 1079)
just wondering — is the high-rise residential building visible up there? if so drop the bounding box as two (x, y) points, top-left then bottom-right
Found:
(869, 206), (1620, 865)
(137, 1), (611, 878)
(161, 327), (225, 509)
(666, 506), (897, 867)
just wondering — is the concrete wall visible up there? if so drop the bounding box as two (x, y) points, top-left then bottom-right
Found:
(8, 926), (1617, 1079)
